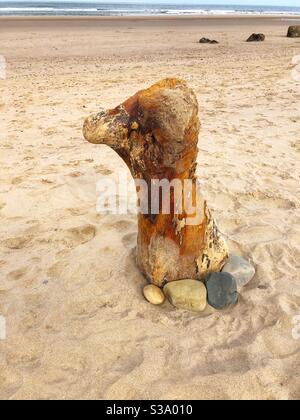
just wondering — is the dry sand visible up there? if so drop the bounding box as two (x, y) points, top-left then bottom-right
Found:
(0, 15), (300, 400)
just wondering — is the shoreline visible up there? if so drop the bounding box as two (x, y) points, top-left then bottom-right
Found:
(1, 14), (300, 20)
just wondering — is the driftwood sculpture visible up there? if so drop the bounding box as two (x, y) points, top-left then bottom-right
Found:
(83, 79), (228, 287)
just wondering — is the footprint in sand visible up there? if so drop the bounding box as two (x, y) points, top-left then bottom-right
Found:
(1, 144), (13, 150)
(37, 178), (54, 187)
(47, 260), (65, 279)
(239, 192), (295, 211)
(123, 248), (143, 286)
(11, 177), (24, 185)
(65, 291), (116, 320)
(108, 219), (136, 232)
(6, 335), (45, 369)
(122, 232), (137, 248)
(94, 164), (113, 175)
(43, 128), (59, 137)
(234, 225), (282, 245)
(68, 171), (83, 178)
(2, 236), (31, 250)
(7, 267), (28, 281)
(64, 224), (97, 246)
(63, 160), (81, 168)
(66, 207), (86, 216)
(0, 365), (23, 399)
(23, 156), (34, 162)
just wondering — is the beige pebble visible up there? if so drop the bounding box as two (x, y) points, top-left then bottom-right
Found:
(163, 279), (207, 312)
(143, 284), (165, 305)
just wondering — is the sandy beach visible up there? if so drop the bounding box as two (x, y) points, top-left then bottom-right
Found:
(0, 15), (300, 400)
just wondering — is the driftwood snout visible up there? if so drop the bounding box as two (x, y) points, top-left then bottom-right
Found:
(83, 79), (229, 287)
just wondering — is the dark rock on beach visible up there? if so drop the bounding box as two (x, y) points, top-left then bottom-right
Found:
(199, 38), (219, 44)
(246, 33), (265, 42)
(199, 38), (210, 43)
(287, 26), (300, 38)
(205, 272), (238, 310)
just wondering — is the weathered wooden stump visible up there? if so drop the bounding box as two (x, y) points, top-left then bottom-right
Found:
(83, 79), (228, 286)
(287, 26), (300, 38)
(246, 33), (265, 42)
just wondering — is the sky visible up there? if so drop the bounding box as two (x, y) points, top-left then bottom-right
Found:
(86, 0), (300, 5)
(97, 0), (300, 5)
(1, 0), (299, 7)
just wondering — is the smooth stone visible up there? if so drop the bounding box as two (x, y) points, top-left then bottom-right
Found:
(205, 272), (238, 310)
(143, 284), (165, 305)
(163, 279), (207, 312)
(222, 255), (255, 290)
(287, 26), (300, 38)
(246, 33), (265, 42)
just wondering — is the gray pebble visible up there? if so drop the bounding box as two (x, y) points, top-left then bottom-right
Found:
(222, 255), (255, 290)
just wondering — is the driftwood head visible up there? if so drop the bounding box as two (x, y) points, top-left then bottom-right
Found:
(83, 78), (200, 180)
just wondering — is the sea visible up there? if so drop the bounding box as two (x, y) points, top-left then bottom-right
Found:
(0, 2), (300, 17)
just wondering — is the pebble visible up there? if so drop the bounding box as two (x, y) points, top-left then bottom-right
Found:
(143, 284), (165, 305)
(222, 255), (255, 290)
(205, 272), (238, 310)
(163, 279), (207, 312)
